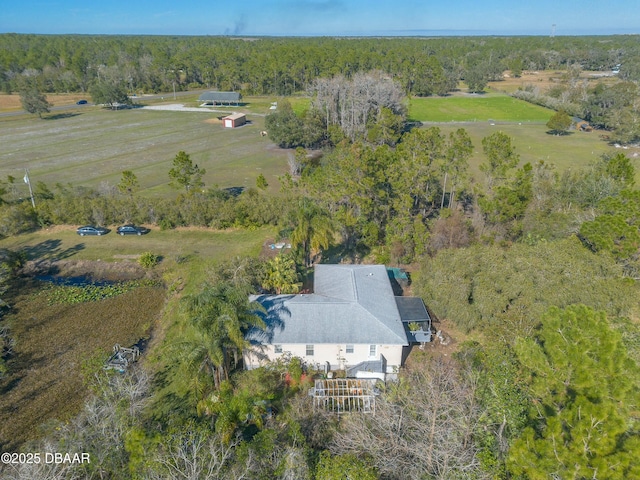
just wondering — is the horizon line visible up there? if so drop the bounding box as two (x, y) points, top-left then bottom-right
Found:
(1, 30), (639, 38)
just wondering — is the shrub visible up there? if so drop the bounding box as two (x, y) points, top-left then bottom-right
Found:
(158, 218), (175, 231)
(138, 252), (160, 269)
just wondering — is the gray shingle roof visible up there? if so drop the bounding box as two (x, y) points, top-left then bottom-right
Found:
(198, 91), (241, 102)
(250, 265), (409, 346)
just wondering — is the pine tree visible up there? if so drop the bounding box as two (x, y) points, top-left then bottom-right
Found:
(508, 305), (640, 480)
(19, 85), (51, 118)
(168, 151), (205, 192)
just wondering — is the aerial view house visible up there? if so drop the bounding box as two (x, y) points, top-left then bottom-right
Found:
(245, 264), (432, 380)
(198, 91), (242, 106)
(222, 112), (246, 128)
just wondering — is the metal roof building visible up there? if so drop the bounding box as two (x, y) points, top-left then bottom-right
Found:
(198, 91), (242, 105)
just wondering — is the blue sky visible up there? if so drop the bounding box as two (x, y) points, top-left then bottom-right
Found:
(1, 0), (638, 36)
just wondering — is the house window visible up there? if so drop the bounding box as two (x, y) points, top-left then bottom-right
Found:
(306, 345), (314, 356)
(274, 345), (282, 354)
(346, 344), (354, 354)
(369, 344), (377, 357)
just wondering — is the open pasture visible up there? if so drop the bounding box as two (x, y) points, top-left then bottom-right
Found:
(1, 91), (637, 199)
(0, 104), (289, 197)
(407, 90), (638, 178)
(408, 92), (554, 123)
(0, 93), (91, 112)
(434, 122), (634, 179)
(487, 70), (620, 94)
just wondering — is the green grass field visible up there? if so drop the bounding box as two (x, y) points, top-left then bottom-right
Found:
(4, 91), (635, 201)
(0, 102), (289, 197)
(435, 123), (627, 179)
(407, 93), (554, 123)
(0, 225), (273, 263)
(405, 92), (639, 180)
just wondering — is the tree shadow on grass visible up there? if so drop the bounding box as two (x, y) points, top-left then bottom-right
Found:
(148, 365), (197, 422)
(21, 240), (85, 262)
(0, 374), (23, 398)
(545, 130), (574, 136)
(43, 112), (82, 121)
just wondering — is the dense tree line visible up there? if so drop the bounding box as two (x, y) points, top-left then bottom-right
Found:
(513, 76), (640, 143)
(0, 184), (285, 236)
(1, 34), (639, 98)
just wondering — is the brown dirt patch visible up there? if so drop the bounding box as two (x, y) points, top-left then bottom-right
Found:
(204, 118), (222, 124)
(404, 317), (473, 369)
(489, 69), (619, 94)
(0, 93), (90, 112)
(489, 70), (565, 93)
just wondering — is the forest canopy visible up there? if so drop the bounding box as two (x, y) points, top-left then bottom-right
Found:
(1, 34), (639, 97)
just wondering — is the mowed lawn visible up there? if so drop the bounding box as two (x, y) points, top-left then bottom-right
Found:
(408, 93), (554, 123)
(0, 225), (273, 263)
(2, 91), (638, 198)
(0, 106), (289, 197)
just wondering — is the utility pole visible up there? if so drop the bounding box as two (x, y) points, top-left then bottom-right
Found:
(23, 169), (36, 209)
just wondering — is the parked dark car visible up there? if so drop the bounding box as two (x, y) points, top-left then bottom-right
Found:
(76, 99), (88, 105)
(117, 224), (150, 236)
(77, 225), (109, 236)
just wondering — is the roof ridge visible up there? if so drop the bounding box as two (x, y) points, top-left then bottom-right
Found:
(354, 303), (407, 344)
(362, 305), (407, 343)
(351, 268), (359, 302)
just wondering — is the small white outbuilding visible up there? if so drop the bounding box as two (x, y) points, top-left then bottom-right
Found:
(222, 113), (246, 128)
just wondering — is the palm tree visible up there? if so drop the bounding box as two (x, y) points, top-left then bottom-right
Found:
(290, 199), (335, 268)
(181, 282), (265, 391)
(181, 328), (227, 396)
(262, 255), (302, 294)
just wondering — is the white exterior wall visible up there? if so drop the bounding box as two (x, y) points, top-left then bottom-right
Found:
(244, 343), (404, 374)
